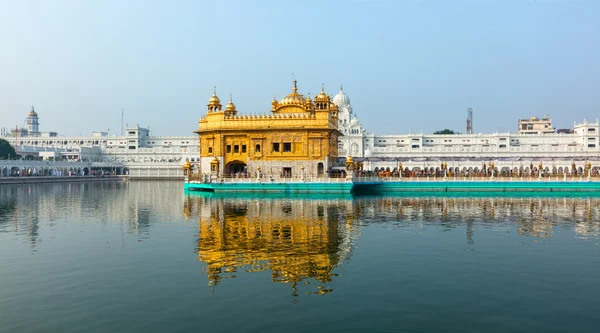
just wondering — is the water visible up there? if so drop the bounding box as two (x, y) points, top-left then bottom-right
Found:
(1, 181), (600, 333)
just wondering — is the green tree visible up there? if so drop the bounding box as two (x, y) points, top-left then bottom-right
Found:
(0, 138), (17, 160)
(433, 129), (457, 135)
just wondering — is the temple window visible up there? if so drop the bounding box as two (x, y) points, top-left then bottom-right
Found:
(208, 147), (213, 154)
(226, 145), (231, 153)
(255, 144), (261, 153)
(234, 145), (239, 153)
(273, 143), (280, 152)
(283, 142), (292, 152)
(241, 145), (247, 153)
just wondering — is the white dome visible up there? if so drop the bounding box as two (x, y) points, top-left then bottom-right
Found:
(333, 85), (351, 108)
(350, 115), (359, 126)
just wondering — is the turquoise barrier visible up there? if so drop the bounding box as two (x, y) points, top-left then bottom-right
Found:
(184, 179), (600, 195)
(355, 181), (600, 194)
(184, 180), (354, 194)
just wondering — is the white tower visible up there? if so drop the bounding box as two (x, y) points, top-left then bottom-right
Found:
(26, 106), (40, 136)
(333, 85), (365, 157)
(466, 107), (473, 135)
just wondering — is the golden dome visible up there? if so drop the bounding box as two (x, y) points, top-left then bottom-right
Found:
(208, 87), (221, 106)
(315, 84), (328, 101)
(278, 80), (307, 106)
(28, 106), (38, 117)
(225, 94), (237, 112)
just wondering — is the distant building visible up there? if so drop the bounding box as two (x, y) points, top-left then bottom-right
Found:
(518, 115), (555, 134)
(557, 128), (573, 134)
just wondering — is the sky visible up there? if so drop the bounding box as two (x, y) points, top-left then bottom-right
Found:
(0, 0), (599, 136)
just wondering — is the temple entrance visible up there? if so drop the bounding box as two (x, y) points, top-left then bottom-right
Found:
(225, 161), (247, 177)
(282, 167), (292, 178)
(317, 162), (324, 176)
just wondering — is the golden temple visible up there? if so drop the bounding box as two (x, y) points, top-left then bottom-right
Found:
(195, 80), (342, 178)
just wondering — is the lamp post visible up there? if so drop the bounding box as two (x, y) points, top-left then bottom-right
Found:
(399, 162), (403, 179)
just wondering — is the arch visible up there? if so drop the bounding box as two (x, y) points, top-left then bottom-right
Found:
(83, 167), (89, 176)
(351, 142), (359, 155)
(224, 161), (247, 175)
(558, 166), (563, 174)
(1, 167), (6, 177)
(317, 162), (324, 176)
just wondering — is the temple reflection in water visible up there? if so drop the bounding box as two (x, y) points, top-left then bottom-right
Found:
(186, 194), (361, 296)
(186, 193), (600, 295)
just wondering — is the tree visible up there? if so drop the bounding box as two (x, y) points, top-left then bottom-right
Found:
(0, 138), (16, 160)
(433, 129), (456, 135)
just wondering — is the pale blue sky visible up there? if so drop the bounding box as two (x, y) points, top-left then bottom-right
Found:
(1, 0), (598, 136)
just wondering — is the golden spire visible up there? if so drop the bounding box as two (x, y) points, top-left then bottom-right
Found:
(208, 86), (221, 106)
(292, 79), (298, 94)
(225, 94), (237, 112)
(315, 83), (328, 102)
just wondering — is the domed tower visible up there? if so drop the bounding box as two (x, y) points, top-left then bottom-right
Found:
(332, 85), (364, 157)
(314, 84), (330, 110)
(207, 87), (222, 113)
(224, 94), (238, 117)
(313, 84), (338, 119)
(26, 106), (40, 136)
(272, 80), (311, 114)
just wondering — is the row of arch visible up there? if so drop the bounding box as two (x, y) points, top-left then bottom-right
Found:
(0, 166), (130, 177)
(369, 165), (599, 176)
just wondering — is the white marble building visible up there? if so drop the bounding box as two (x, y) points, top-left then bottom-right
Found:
(1, 109), (197, 178)
(332, 89), (600, 174)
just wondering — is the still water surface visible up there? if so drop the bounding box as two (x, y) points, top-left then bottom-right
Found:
(1, 181), (600, 333)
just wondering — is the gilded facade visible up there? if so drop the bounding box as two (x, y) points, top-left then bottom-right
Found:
(196, 81), (341, 177)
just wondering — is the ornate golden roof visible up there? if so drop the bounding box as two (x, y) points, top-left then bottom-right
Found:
(225, 94), (237, 112)
(208, 87), (221, 106)
(314, 84), (329, 102)
(278, 80), (307, 106)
